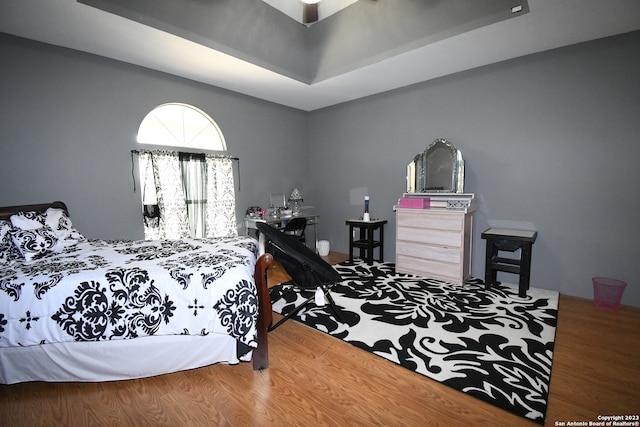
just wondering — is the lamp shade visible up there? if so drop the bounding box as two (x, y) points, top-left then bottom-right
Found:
(289, 188), (303, 201)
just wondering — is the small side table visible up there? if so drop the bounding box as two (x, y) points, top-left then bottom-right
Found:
(481, 228), (538, 297)
(346, 219), (387, 265)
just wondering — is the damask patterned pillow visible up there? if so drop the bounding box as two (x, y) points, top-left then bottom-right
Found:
(0, 220), (22, 264)
(10, 208), (85, 249)
(10, 226), (63, 263)
(44, 208), (86, 246)
(9, 210), (45, 230)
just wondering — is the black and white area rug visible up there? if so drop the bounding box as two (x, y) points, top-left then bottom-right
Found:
(271, 260), (559, 424)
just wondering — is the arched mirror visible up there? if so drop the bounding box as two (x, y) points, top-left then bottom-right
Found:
(406, 138), (465, 193)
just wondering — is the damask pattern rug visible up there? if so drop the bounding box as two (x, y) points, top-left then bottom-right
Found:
(270, 260), (559, 424)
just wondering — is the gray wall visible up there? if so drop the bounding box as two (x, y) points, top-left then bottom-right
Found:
(0, 34), (307, 240)
(308, 31), (640, 307)
(1, 31), (639, 307)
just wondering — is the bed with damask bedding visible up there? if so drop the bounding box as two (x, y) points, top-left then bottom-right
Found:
(0, 201), (273, 384)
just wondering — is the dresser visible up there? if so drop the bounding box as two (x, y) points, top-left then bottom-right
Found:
(395, 195), (475, 285)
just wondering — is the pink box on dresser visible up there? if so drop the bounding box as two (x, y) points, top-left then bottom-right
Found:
(399, 197), (430, 209)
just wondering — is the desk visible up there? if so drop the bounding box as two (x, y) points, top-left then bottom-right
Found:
(346, 219), (387, 264)
(481, 228), (537, 297)
(245, 213), (319, 253)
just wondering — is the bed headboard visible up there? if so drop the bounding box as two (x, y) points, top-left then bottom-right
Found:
(0, 201), (69, 221)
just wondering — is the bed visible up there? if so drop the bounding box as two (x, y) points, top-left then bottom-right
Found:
(0, 201), (273, 384)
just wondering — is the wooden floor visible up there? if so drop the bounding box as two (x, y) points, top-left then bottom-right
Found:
(1, 253), (638, 426)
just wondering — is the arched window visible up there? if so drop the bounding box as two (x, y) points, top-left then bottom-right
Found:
(137, 103), (226, 151)
(136, 104), (236, 239)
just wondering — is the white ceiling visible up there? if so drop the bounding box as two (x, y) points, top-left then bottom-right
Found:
(1, 0), (639, 111)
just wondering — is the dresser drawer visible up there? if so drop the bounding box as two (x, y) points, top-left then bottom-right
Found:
(397, 240), (462, 264)
(396, 254), (461, 283)
(397, 226), (462, 247)
(397, 209), (463, 232)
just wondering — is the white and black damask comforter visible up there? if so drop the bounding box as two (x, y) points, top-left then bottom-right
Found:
(0, 236), (259, 356)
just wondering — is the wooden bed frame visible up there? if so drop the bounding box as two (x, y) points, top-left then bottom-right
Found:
(0, 201), (70, 221)
(0, 201), (273, 371)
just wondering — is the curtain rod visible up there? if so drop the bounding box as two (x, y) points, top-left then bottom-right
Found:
(130, 149), (239, 161)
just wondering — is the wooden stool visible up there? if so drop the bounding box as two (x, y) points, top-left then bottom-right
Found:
(346, 219), (387, 265)
(481, 228), (537, 297)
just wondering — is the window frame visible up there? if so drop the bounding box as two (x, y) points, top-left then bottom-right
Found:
(136, 103), (227, 152)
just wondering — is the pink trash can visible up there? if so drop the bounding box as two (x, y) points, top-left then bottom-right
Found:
(592, 277), (627, 310)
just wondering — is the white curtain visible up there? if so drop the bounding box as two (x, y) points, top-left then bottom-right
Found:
(206, 157), (237, 238)
(138, 150), (237, 239)
(139, 151), (190, 239)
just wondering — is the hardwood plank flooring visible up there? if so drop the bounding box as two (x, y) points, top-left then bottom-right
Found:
(1, 253), (638, 426)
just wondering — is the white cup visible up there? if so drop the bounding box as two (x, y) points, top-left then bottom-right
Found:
(318, 240), (330, 256)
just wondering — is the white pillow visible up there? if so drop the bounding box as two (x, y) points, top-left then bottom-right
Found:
(10, 225), (63, 263)
(9, 210), (45, 231)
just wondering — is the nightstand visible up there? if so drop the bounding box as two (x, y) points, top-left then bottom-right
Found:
(346, 219), (387, 265)
(481, 228), (538, 297)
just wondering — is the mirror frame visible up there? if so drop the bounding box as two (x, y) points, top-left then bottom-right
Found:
(406, 138), (465, 193)
(269, 193), (287, 208)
